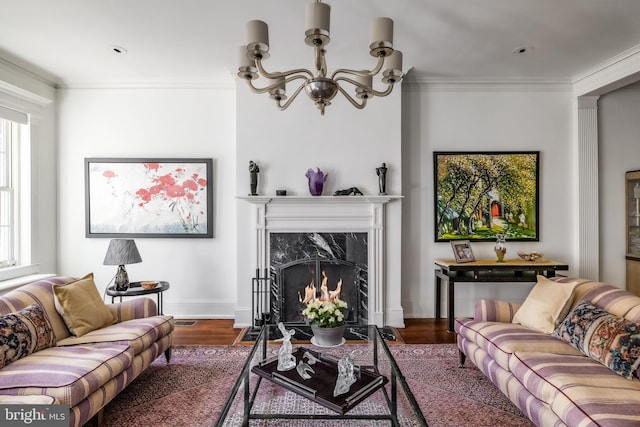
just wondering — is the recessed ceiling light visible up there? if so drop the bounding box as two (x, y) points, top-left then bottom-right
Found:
(110, 45), (128, 54)
(512, 46), (534, 55)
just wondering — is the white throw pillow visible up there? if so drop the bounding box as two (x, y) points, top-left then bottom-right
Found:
(512, 275), (577, 334)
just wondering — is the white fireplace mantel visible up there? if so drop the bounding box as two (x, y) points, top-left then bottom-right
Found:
(239, 195), (402, 326)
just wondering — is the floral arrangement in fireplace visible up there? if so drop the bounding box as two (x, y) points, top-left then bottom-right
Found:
(300, 271), (348, 328)
(302, 298), (348, 328)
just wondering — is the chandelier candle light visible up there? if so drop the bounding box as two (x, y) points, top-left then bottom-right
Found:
(238, 0), (403, 115)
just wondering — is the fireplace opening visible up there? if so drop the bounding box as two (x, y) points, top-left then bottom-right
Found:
(269, 232), (368, 325)
(275, 258), (362, 324)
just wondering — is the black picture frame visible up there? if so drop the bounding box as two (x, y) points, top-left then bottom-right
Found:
(85, 158), (213, 238)
(434, 151), (539, 242)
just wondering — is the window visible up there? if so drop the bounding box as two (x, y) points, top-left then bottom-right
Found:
(0, 105), (30, 278)
(0, 118), (15, 267)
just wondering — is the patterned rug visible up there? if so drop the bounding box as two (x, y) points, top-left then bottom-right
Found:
(102, 344), (534, 427)
(236, 325), (401, 343)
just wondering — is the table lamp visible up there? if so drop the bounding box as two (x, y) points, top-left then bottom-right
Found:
(103, 239), (142, 291)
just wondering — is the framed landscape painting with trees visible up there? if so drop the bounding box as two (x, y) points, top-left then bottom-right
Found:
(434, 151), (539, 242)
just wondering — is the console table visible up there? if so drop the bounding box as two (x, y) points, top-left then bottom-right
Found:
(434, 259), (569, 331)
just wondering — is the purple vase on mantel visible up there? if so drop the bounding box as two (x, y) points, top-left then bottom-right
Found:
(306, 167), (328, 196)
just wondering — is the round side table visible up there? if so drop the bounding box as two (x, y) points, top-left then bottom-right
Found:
(106, 281), (170, 315)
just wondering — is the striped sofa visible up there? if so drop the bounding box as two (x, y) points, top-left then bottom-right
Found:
(0, 276), (174, 427)
(455, 277), (640, 427)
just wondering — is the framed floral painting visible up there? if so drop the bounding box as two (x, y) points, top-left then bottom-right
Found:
(85, 158), (213, 238)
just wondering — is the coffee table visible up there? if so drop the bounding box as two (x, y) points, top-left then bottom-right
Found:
(215, 324), (427, 426)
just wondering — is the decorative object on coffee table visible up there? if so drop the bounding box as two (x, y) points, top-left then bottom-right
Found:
(376, 162), (388, 195)
(333, 187), (363, 196)
(334, 351), (357, 397)
(249, 160), (260, 196)
(276, 322), (296, 371)
(103, 239), (142, 291)
(494, 233), (507, 262)
(306, 167), (327, 196)
(310, 324), (346, 347)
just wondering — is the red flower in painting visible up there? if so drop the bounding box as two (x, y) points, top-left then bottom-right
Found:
(158, 174), (175, 186)
(95, 163), (210, 234)
(182, 180), (198, 191)
(136, 188), (151, 202)
(149, 185), (163, 195)
(166, 185), (185, 198)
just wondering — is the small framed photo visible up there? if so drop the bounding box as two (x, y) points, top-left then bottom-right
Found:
(451, 240), (475, 263)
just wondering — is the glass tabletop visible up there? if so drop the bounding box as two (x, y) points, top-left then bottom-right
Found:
(215, 324), (427, 426)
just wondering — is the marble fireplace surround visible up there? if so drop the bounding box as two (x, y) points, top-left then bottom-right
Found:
(241, 196), (400, 327)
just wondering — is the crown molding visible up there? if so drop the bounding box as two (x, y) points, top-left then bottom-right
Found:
(56, 80), (235, 90)
(572, 42), (640, 96)
(402, 76), (571, 93)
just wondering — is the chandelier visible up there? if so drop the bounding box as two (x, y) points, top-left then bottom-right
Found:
(237, 0), (403, 115)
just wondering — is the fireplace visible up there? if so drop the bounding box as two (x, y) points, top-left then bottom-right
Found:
(270, 232), (367, 325)
(240, 195), (400, 327)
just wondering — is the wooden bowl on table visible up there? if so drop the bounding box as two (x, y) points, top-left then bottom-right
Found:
(517, 252), (544, 262)
(141, 280), (159, 290)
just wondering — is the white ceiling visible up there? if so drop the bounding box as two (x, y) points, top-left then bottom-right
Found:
(1, 0), (640, 87)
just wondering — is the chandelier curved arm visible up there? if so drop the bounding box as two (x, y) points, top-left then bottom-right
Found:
(246, 74), (308, 94)
(275, 80), (308, 111)
(255, 57), (314, 80)
(246, 79), (281, 95)
(334, 76), (394, 98)
(329, 55), (385, 81)
(335, 84), (368, 110)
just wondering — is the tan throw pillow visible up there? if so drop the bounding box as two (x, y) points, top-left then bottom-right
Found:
(512, 275), (577, 334)
(53, 273), (116, 337)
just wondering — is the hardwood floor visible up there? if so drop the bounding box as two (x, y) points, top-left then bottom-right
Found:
(172, 318), (457, 346)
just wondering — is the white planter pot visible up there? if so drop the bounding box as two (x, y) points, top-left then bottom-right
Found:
(310, 324), (346, 346)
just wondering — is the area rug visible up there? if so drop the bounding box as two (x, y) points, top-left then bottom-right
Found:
(102, 344), (534, 427)
(236, 325), (402, 344)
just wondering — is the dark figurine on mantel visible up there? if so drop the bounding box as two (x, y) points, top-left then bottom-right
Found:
(249, 160), (260, 196)
(334, 187), (363, 196)
(376, 162), (388, 195)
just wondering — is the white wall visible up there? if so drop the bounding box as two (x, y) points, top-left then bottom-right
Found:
(401, 83), (576, 318)
(234, 82), (404, 327)
(599, 85), (640, 286)
(54, 81), (579, 322)
(56, 87), (238, 318)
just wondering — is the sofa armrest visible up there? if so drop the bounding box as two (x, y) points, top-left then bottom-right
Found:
(108, 297), (158, 322)
(475, 299), (521, 322)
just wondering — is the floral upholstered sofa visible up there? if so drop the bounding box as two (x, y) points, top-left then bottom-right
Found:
(0, 275), (174, 427)
(456, 276), (640, 427)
